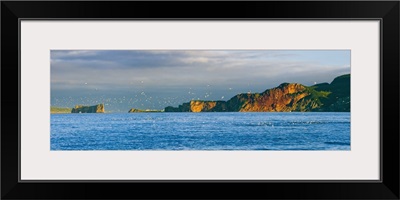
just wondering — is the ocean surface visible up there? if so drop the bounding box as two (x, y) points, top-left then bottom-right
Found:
(50, 112), (350, 150)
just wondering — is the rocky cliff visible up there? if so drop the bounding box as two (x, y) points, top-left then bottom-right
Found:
(71, 104), (105, 113)
(165, 100), (228, 112)
(164, 74), (350, 112)
(227, 83), (325, 112)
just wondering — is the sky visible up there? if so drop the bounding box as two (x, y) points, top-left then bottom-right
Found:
(51, 50), (350, 112)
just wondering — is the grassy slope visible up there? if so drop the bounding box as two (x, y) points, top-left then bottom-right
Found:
(50, 107), (72, 114)
(311, 74), (350, 111)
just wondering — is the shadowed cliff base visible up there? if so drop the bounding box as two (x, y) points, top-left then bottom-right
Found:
(164, 74), (350, 112)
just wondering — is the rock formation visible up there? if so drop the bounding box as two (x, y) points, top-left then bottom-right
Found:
(164, 74), (350, 112)
(71, 104), (105, 113)
(165, 100), (228, 112)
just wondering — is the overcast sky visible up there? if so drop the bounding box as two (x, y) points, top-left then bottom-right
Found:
(51, 50), (350, 112)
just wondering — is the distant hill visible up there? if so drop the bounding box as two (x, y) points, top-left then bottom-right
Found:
(311, 74), (350, 112)
(165, 74), (350, 112)
(50, 107), (72, 114)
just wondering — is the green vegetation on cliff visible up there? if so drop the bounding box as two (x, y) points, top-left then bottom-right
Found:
(165, 74), (350, 112)
(312, 74), (350, 112)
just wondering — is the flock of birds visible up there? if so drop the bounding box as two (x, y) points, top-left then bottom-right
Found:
(52, 83), (248, 112)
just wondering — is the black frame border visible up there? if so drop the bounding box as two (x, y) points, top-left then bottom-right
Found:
(2, 1), (399, 199)
(16, 18), (381, 184)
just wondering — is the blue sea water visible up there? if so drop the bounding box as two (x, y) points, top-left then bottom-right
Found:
(50, 112), (350, 150)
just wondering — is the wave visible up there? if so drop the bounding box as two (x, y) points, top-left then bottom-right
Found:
(324, 141), (350, 146)
(235, 122), (274, 127)
(234, 121), (348, 127)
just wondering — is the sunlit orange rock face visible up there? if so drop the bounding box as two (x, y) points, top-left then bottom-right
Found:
(234, 83), (312, 112)
(186, 100), (228, 112)
(190, 101), (216, 112)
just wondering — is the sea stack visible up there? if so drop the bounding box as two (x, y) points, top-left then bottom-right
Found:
(71, 104), (105, 113)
